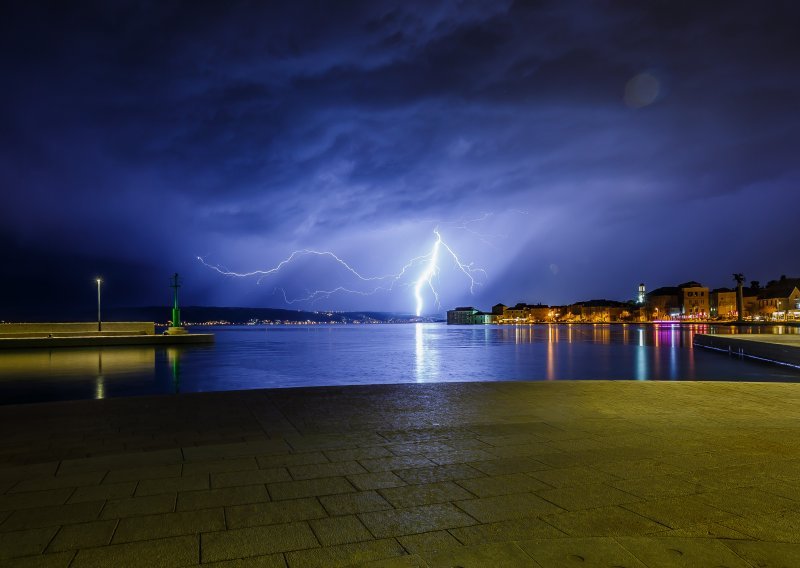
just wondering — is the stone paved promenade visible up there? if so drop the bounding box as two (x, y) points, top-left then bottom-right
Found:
(1, 380), (800, 567)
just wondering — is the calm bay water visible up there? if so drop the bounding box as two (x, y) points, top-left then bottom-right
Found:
(1, 323), (799, 405)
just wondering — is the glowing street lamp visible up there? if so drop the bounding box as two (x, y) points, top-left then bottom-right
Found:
(96, 278), (102, 332)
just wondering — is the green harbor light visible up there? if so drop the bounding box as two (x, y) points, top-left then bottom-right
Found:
(170, 273), (181, 327)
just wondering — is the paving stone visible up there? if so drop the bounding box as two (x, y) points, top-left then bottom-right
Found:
(58, 449), (183, 475)
(446, 438), (492, 451)
(0, 463), (59, 485)
(622, 495), (735, 529)
(450, 517), (564, 545)
(2, 501), (104, 531)
(0, 526), (58, 559)
(517, 536), (646, 567)
(528, 466), (617, 488)
(347, 555), (426, 568)
(103, 464), (182, 484)
(694, 486), (798, 517)
(616, 536), (750, 567)
(136, 474), (209, 496)
(648, 521), (750, 539)
(226, 498), (327, 529)
(285, 434), (380, 452)
(309, 515), (374, 546)
(324, 447), (392, 462)
(47, 520), (117, 552)
(182, 440), (289, 462)
(359, 504), (476, 538)
(377, 428), (469, 445)
(0, 488), (74, 512)
(468, 457), (549, 476)
(537, 482), (642, 511)
(71, 534), (198, 568)
(378, 482), (473, 509)
(211, 468), (290, 489)
(197, 554), (286, 567)
(454, 492), (562, 523)
(393, 464), (483, 485)
(719, 509), (800, 542)
(256, 452), (329, 469)
(289, 461), (367, 481)
(422, 542), (540, 567)
(758, 479), (800, 502)
(100, 493), (175, 519)
(182, 458), (258, 477)
(68, 481), (136, 503)
(385, 442), (454, 456)
(607, 474), (705, 500)
(358, 456), (436, 473)
(476, 434), (548, 447)
(347, 472), (406, 491)
(425, 449), (497, 465)
(201, 521), (318, 562)
(456, 473), (550, 497)
(10, 472), (106, 494)
(113, 508), (224, 543)
(722, 539), (800, 568)
(319, 491), (393, 516)
(1, 550), (75, 568)
(397, 530), (463, 555)
(542, 505), (667, 537)
(592, 458), (684, 480)
(284, 538), (405, 568)
(177, 485), (269, 512)
(268, 477), (355, 501)
(484, 443), (554, 459)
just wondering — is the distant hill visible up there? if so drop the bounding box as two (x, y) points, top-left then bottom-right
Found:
(106, 306), (428, 324)
(1, 305), (438, 324)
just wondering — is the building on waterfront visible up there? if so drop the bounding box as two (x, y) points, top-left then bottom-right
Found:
(757, 277), (800, 320)
(496, 302), (550, 323)
(446, 307), (495, 324)
(679, 281), (710, 319)
(646, 286), (681, 319)
(711, 288), (737, 319)
(743, 287), (760, 318)
(564, 299), (632, 323)
(446, 275), (799, 325)
(644, 281), (709, 320)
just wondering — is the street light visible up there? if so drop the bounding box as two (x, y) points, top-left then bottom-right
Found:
(96, 278), (102, 332)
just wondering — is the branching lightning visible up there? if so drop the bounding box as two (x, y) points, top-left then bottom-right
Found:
(198, 228), (486, 316)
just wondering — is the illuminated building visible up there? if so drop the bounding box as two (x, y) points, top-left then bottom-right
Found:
(757, 277), (800, 320)
(680, 282), (710, 319)
(565, 300), (631, 323)
(710, 288), (737, 319)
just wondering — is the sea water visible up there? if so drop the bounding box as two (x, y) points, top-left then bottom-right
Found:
(1, 323), (798, 404)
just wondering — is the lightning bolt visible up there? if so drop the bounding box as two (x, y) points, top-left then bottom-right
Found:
(199, 228), (486, 315)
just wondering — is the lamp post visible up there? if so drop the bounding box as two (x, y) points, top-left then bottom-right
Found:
(96, 278), (102, 332)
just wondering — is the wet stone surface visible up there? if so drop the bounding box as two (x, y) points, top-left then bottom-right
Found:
(1, 380), (800, 566)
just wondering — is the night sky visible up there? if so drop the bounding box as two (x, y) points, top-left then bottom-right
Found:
(2, 1), (798, 317)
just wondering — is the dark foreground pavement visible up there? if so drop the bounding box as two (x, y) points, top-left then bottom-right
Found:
(1, 380), (800, 567)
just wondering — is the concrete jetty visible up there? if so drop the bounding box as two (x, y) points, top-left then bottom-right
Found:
(694, 333), (800, 368)
(0, 322), (214, 350)
(1, 380), (800, 566)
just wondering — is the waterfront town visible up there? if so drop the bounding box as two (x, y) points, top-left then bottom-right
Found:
(448, 275), (800, 324)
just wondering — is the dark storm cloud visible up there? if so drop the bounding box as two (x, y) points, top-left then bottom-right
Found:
(1, 0), (799, 312)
